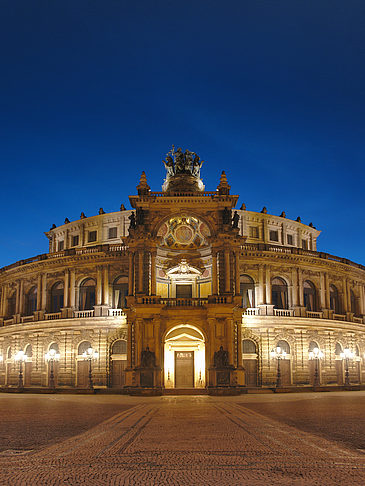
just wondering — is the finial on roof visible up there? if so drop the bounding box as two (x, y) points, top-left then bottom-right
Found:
(50, 223), (56, 230)
(280, 211), (286, 218)
(120, 204), (126, 211)
(64, 218), (70, 224)
(217, 171), (230, 195)
(99, 208), (105, 215)
(240, 203), (246, 210)
(296, 216), (301, 223)
(261, 206), (267, 214)
(137, 171), (151, 195)
(80, 212), (86, 219)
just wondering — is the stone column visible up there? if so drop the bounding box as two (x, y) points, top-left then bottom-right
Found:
(138, 251), (144, 293)
(37, 274), (42, 311)
(258, 265), (264, 305)
(234, 251), (240, 296)
(19, 280), (24, 315)
(212, 251), (218, 295)
(0, 285), (6, 317)
(358, 284), (365, 316)
(103, 265), (109, 305)
(319, 272), (326, 310)
(41, 274), (47, 311)
(226, 318), (234, 366)
(224, 249), (230, 293)
(325, 273), (330, 310)
(150, 251), (156, 295)
(291, 267), (298, 307)
(342, 277), (348, 314)
(128, 252), (134, 295)
(96, 267), (102, 306)
(63, 270), (69, 308)
(80, 223), (85, 246)
(69, 269), (76, 308)
(265, 266), (271, 304)
(298, 268), (304, 307)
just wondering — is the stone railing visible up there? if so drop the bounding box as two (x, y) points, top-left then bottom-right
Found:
(161, 298), (208, 307)
(333, 313), (346, 321)
(306, 311), (323, 319)
(353, 316), (364, 324)
(274, 308), (294, 317)
(3, 318), (14, 326)
(108, 308), (126, 317)
(45, 312), (62, 320)
(74, 310), (94, 318)
(21, 315), (35, 323)
(244, 307), (260, 316)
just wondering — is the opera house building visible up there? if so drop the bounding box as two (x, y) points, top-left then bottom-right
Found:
(0, 148), (364, 393)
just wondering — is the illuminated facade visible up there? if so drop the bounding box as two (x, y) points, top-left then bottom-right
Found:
(0, 147), (365, 392)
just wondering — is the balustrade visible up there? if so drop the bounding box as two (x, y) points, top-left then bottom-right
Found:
(306, 311), (323, 319)
(45, 312), (62, 320)
(74, 309), (94, 318)
(333, 313), (346, 321)
(273, 308), (294, 317)
(108, 308), (126, 317)
(244, 307), (260, 316)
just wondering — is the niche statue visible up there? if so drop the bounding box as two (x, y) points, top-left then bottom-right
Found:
(141, 347), (156, 368)
(214, 346), (229, 368)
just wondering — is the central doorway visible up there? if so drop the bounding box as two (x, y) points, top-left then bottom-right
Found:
(175, 351), (194, 388)
(164, 325), (205, 389)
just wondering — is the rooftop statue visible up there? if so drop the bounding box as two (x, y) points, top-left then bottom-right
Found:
(162, 145), (205, 192)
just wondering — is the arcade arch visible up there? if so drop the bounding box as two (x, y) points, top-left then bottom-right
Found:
(164, 325), (205, 389)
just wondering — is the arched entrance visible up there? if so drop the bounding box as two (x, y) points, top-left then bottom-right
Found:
(164, 325), (205, 389)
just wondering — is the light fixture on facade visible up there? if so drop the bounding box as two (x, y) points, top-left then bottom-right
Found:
(45, 348), (60, 390)
(308, 347), (324, 387)
(14, 350), (27, 389)
(82, 347), (99, 390)
(270, 346), (287, 388)
(340, 348), (354, 386)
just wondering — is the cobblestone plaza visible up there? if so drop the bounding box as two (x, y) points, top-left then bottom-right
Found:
(0, 392), (365, 485)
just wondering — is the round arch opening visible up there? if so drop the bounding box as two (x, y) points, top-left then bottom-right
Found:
(164, 325), (205, 389)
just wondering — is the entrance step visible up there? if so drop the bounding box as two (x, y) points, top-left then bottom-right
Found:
(163, 388), (208, 395)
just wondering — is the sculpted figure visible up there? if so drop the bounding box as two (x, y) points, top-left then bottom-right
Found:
(232, 211), (240, 228)
(192, 154), (203, 177)
(174, 147), (185, 173)
(141, 346), (156, 368)
(163, 155), (175, 177)
(214, 346), (229, 368)
(222, 207), (231, 225)
(128, 212), (136, 230)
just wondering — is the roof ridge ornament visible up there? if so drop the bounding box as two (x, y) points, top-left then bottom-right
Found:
(217, 171), (230, 195)
(137, 171), (151, 195)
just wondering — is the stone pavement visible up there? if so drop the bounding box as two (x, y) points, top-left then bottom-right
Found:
(0, 396), (364, 485)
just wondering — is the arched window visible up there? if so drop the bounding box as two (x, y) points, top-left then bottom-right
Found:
(112, 340), (127, 355)
(277, 340), (290, 354)
(49, 342), (59, 353)
(51, 282), (64, 313)
(350, 290), (357, 315)
(113, 276), (128, 309)
(335, 342), (343, 356)
(79, 279), (96, 311)
(25, 286), (37, 315)
(242, 339), (257, 354)
(272, 277), (288, 309)
(78, 341), (92, 355)
(7, 293), (16, 317)
(240, 275), (255, 308)
(330, 285), (340, 314)
(308, 341), (319, 352)
(304, 281), (317, 311)
(24, 344), (32, 358)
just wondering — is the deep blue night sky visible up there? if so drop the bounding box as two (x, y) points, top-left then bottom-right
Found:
(1, 1), (364, 267)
